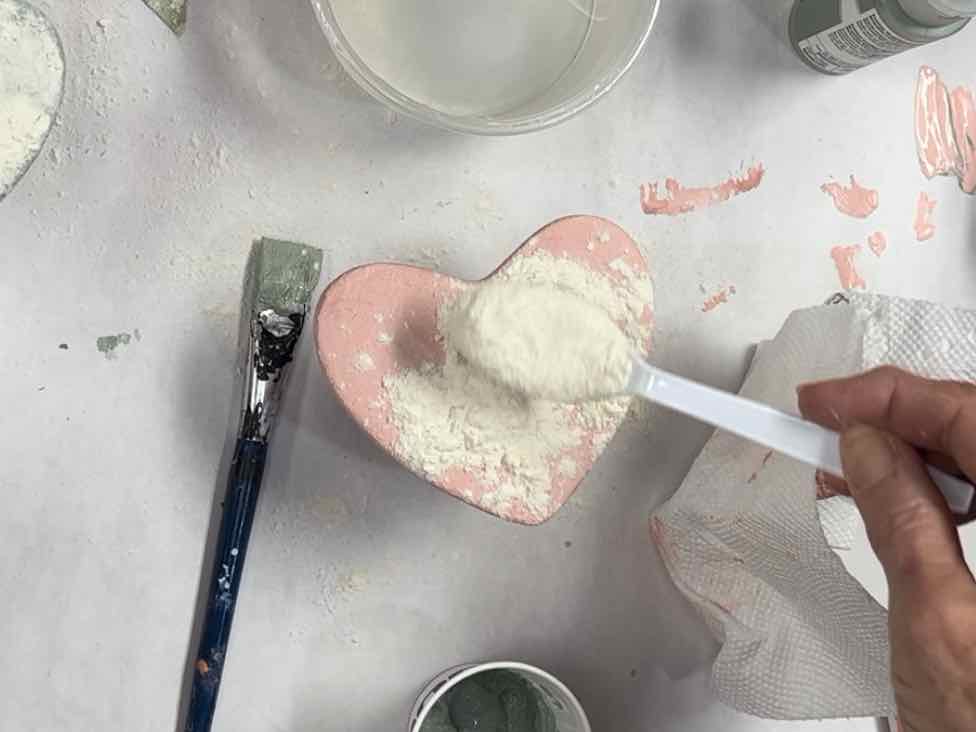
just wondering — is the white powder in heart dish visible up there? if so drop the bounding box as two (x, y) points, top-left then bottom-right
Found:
(0, 0), (64, 198)
(381, 249), (653, 521)
(447, 281), (634, 402)
(354, 352), (376, 372)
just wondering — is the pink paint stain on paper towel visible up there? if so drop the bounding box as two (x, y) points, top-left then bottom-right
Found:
(914, 192), (937, 241)
(830, 245), (866, 290)
(701, 285), (736, 313)
(867, 231), (887, 257)
(820, 176), (879, 218)
(640, 164), (765, 215)
(915, 66), (976, 194)
(747, 450), (774, 484)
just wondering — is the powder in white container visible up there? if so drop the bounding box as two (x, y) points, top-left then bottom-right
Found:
(447, 282), (633, 402)
(0, 0), (64, 199)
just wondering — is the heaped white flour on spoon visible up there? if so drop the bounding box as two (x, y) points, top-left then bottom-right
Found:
(0, 0), (64, 200)
(382, 250), (653, 521)
(448, 281), (634, 402)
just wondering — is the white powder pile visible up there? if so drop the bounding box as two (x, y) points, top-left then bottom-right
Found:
(447, 282), (634, 402)
(0, 0), (63, 198)
(354, 352), (375, 372)
(381, 249), (653, 520)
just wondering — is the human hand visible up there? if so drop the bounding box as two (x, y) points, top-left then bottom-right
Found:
(798, 367), (976, 732)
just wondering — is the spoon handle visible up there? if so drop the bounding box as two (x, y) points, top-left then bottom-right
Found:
(628, 357), (975, 515)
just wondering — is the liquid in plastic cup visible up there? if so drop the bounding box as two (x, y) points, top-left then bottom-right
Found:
(310, 0), (661, 135)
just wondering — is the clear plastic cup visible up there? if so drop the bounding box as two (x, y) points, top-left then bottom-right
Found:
(408, 662), (591, 732)
(309, 0), (660, 135)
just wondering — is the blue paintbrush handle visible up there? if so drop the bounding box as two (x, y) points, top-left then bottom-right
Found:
(185, 438), (268, 732)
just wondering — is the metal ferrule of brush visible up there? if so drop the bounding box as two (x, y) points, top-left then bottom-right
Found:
(238, 307), (306, 442)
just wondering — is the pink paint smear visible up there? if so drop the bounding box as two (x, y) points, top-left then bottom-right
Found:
(867, 231), (887, 257)
(640, 164), (765, 216)
(830, 245), (866, 290)
(701, 285), (736, 312)
(820, 176), (879, 218)
(914, 192), (936, 241)
(915, 66), (976, 194)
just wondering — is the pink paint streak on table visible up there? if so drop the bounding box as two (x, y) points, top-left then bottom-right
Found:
(914, 192), (938, 241)
(315, 216), (653, 525)
(819, 176), (879, 219)
(916, 66), (976, 194)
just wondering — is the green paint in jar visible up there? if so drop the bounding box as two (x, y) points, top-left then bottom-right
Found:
(419, 670), (557, 732)
(789, 0), (975, 75)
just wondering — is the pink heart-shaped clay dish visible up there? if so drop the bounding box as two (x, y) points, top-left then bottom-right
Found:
(315, 216), (654, 525)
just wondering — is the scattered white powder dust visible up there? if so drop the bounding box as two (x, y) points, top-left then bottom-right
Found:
(377, 332), (393, 344)
(585, 230), (611, 252)
(448, 282), (633, 402)
(0, 0), (64, 198)
(354, 352), (375, 372)
(335, 570), (368, 595)
(381, 249), (653, 520)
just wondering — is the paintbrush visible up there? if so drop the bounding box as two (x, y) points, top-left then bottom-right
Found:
(184, 238), (322, 732)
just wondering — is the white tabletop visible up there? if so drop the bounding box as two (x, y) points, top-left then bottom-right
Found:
(2, 1), (974, 730)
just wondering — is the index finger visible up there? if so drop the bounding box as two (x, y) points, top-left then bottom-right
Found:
(797, 366), (976, 482)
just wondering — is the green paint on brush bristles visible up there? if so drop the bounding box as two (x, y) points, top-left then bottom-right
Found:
(143, 0), (187, 35)
(243, 238), (323, 316)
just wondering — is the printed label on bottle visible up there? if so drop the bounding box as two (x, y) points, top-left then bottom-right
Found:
(797, 9), (921, 74)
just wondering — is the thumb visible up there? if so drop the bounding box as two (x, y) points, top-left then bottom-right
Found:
(840, 424), (966, 596)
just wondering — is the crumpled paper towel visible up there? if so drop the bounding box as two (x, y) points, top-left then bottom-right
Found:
(651, 292), (976, 720)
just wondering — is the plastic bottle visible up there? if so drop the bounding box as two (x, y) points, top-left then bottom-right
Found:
(789, 0), (976, 75)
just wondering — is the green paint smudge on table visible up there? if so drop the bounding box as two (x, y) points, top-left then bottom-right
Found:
(96, 332), (135, 359)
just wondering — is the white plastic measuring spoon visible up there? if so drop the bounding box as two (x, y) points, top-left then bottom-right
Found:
(447, 279), (976, 517)
(627, 354), (975, 515)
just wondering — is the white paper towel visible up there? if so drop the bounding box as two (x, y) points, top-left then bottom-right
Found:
(651, 292), (976, 720)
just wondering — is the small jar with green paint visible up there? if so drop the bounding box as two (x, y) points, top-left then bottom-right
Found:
(410, 662), (590, 732)
(789, 0), (976, 75)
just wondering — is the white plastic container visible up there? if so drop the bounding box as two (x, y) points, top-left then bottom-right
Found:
(310, 0), (660, 135)
(408, 662), (591, 732)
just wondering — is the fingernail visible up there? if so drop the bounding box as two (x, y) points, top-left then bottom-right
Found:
(796, 378), (829, 394)
(841, 424), (897, 491)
